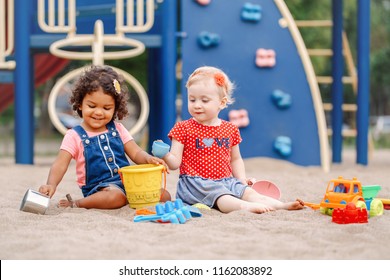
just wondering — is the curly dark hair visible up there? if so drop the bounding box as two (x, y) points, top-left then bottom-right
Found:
(70, 65), (129, 120)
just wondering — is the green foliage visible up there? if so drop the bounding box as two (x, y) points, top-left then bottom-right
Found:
(374, 134), (390, 148)
(286, 0), (332, 19)
(286, 0), (390, 118)
(104, 53), (149, 88)
(370, 1), (390, 115)
(0, 105), (13, 125)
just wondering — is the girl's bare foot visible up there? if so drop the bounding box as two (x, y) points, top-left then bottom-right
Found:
(57, 198), (78, 208)
(241, 202), (275, 214)
(285, 199), (305, 210)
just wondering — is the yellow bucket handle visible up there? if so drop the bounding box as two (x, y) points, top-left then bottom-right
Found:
(160, 167), (167, 201)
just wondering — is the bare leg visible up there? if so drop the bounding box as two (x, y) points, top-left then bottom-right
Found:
(242, 188), (304, 210)
(216, 194), (274, 214)
(58, 186), (128, 209)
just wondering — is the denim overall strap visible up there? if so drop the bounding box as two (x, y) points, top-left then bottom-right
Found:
(73, 121), (130, 195)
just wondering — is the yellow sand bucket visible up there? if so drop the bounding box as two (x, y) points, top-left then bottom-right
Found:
(119, 164), (165, 209)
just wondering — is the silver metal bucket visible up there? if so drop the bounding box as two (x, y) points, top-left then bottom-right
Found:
(20, 189), (50, 215)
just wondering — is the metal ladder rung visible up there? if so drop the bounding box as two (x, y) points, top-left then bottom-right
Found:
(295, 20), (333, 27)
(323, 103), (358, 111)
(316, 76), (354, 84)
(307, 49), (333, 56)
(327, 128), (357, 137)
(308, 49), (351, 57)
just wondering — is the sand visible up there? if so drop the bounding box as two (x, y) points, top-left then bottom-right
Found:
(1, 149), (389, 260)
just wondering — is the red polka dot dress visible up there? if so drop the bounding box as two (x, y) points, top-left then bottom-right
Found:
(168, 118), (242, 180)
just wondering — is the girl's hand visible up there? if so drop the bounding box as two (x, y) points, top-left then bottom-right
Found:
(38, 184), (56, 198)
(147, 156), (170, 173)
(246, 178), (257, 186)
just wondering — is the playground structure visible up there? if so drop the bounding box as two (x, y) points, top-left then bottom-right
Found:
(0, 0), (371, 172)
(37, 0), (154, 136)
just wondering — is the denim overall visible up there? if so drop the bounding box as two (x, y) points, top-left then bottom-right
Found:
(73, 121), (130, 197)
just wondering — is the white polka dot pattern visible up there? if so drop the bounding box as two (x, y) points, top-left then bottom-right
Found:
(168, 119), (242, 179)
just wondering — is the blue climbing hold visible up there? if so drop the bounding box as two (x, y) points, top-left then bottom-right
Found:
(241, 2), (262, 22)
(273, 136), (292, 157)
(271, 89), (292, 109)
(198, 31), (221, 48)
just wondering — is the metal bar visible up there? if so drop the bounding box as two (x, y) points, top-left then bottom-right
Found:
(0, 0), (15, 69)
(316, 76), (354, 84)
(68, 0), (76, 36)
(342, 32), (358, 93)
(0, 0), (6, 60)
(48, 0), (55, 27)
(58, 0), (65, 27)
(14, 0), (34, 164)
(136, 0), (143, 26)
(153, 0), (177, 144)
(295, 20), (333, 27)
(323, 103), (357, 111)
(327, 128), (357, 137)
(307, 49), (333, 56)
(126, 0), (133, 27)
(356, 0), (370, 165)
(37, 0), (75, 34)
(331, 0), (344, 163)
(30, 34), (162, 49)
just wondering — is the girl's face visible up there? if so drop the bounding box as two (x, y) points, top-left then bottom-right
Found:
(79, 88), (116, 132)
(187, 79), (226, 125)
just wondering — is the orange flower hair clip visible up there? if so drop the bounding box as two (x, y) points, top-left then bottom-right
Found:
(214, 73), (225, 87)
(113, 79), (121, 95)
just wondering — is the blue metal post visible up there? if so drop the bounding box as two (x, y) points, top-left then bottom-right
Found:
(331, 0), (344, 163)
(14, 0), (34, 164)
(356, 0), (370, 165)
(159, 0), (177, 143)
(147, 48), (162, 148)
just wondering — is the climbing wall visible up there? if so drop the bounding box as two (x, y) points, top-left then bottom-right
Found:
(181, 0), (329, 169)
